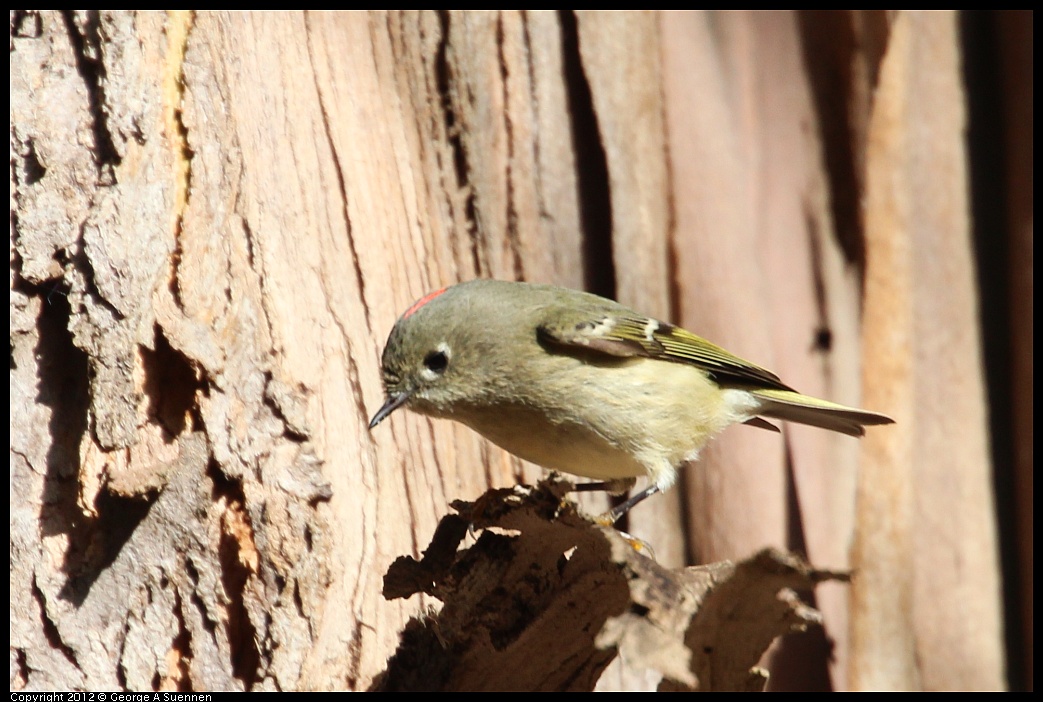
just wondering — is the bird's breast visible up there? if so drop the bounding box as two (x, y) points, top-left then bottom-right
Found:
(444, 357), (747, 484)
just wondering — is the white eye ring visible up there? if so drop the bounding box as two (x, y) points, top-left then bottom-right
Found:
(420, 342), (451, 381)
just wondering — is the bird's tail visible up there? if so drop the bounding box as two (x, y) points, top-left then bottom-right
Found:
(749, 388), (894, 437)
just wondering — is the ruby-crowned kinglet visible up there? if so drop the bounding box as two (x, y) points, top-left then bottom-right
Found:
(369, 279), (893, 522)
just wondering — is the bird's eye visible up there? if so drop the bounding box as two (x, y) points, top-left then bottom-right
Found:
(423, 350), (449, 374)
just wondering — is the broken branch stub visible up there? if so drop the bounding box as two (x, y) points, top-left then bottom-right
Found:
(375, 476), (846, 691)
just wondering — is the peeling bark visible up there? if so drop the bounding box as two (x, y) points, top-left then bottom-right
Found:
(374, 477), (842, 691)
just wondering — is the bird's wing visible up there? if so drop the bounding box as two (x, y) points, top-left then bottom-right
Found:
(537, 312), (793, 390)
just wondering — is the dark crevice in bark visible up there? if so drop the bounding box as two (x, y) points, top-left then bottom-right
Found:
(65, 229), (124, 321)
(497, 13), (526, 281)
(16, 137), (48, 185)
(169, 589), (193, 691)
(26, 279), (150, 607)
(436, 10), (483, 276)
(558, 11), (615, 301)
(960, 10), (1024, 692)
(12, 10), (43, 38)
(60, 10), (121, 182)
(140, 324), (203, 439)
(805, 209), (836, 361)
(166, 11), (196, 311)
(185, 558), (218, 634)
(208, 460), (260, 690)
(32, 576), (80, 671)
(797, 11), (878, 271)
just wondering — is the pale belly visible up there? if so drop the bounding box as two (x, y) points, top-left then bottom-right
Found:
(459, 405), (650, 481)
(442, 359), (759, 487)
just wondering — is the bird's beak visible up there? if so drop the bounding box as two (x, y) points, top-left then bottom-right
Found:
(368, 390), (412, 429)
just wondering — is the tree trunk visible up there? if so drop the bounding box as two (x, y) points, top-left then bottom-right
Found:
(10, 10), (1025, 691)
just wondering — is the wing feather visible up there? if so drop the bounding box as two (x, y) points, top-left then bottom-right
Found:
(538, 313), (793, 391)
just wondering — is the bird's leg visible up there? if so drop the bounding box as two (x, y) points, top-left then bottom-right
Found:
(569, 478), (659, 528)
(604, 484), (661, 525)
(572, 478), (636, 496)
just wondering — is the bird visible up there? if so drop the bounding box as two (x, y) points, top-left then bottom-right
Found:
(369, 279), (893, 523)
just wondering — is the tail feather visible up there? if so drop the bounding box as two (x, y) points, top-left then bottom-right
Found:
(749, 388), (894, 438)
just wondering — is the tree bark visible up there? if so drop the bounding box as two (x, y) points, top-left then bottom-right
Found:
(11, 10), (1023, 691)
